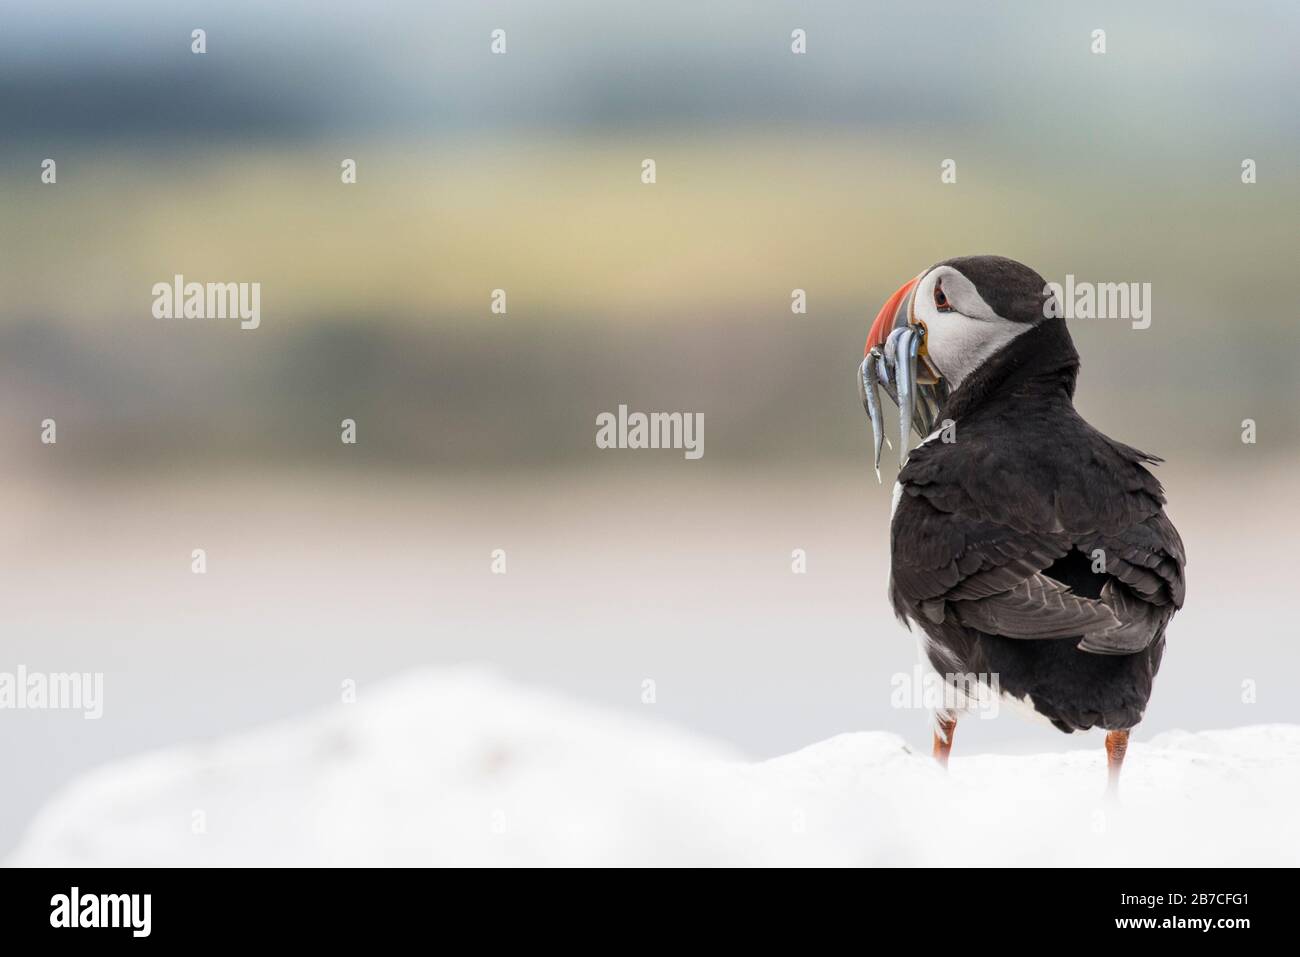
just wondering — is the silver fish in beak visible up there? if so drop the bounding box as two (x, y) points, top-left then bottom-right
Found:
(859, 274), (950, 475)
(858, 348), (890, 483)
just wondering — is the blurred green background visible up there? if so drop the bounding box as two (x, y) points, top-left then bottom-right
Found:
(2, 0), (1296, 470)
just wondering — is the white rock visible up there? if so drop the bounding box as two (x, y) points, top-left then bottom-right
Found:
(9, 668), (1300, 867)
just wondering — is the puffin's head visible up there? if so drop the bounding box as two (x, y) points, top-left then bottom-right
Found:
(858, 256), (1062, 477)
(865, 255), (1054, 390)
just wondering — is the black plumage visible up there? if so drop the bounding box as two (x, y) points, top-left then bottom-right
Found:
(887, 258), (1186, 734)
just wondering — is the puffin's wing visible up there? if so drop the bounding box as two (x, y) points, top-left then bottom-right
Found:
(1075, 511), (1186, 654)
(952, 573), (1121, 639)
(1082, 511), (1186, 608)
(892, 490), (1182, 652)
(890, 491), (1072, 614)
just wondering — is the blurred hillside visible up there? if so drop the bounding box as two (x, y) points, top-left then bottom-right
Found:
(1, 135), (1295, 473)
(1, 1), (1297, 472)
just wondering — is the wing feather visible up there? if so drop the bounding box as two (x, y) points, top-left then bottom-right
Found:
(951, 573), (1122, 639)
(890, 423), (1185, 655)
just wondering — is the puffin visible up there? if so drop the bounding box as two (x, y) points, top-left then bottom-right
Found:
(858, 255), (1185, 790)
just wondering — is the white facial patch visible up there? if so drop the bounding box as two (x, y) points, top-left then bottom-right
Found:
(911, 266), (1036, 388)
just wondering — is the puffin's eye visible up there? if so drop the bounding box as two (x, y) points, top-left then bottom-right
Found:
(934, 280), (953, 312)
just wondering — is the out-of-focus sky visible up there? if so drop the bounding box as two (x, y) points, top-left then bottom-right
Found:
(1, 1), (1297, 855)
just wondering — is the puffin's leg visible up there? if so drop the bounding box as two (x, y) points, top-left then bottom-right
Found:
(1105, 729), (1129, 792)
(932, 713), (957, 768)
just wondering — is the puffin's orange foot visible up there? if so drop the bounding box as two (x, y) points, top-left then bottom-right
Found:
(933, 714), (957, 768)
(1105, 729), (1129, 794)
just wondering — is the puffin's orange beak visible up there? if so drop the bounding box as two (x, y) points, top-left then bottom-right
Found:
(865, 274), (922, 356)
